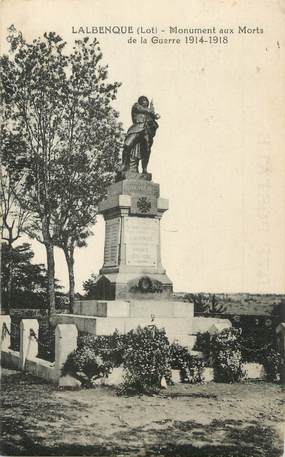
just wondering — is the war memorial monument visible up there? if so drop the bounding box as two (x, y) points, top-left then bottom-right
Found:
(54, 96), (195, 347)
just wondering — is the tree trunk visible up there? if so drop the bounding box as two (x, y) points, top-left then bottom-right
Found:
(64, 244), (75, 313)
(44, 241), (56, 315)
(42, 216), (56, 315)
(7, 269), (12, 313)
(4, 246), (13, 314)
(5, 238), (13, 314)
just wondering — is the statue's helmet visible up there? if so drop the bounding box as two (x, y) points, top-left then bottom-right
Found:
(138, 95), (149, 106)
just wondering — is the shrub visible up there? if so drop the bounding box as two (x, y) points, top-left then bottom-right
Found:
(237, 317), (276, 363)
(77, 330), (127, 367)
(63, 330), (127, 386)
(211, 327), (246, 383)
(193, 332), (211, 364)
(170, 342), (205, 383)
(262, 348), (281, 382)
(63, 346), (113, 387)
(64, 326), (173, 392)
(121, 325), (172, 394)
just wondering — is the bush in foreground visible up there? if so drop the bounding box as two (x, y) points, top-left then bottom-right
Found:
(262, 348), (281, 382)
(77, 330), (127, 367)
(121, 326), (172, 394)
(63, 326), (173, 392)
(170, 342), (205, 383)
(63, 347), (113, 387)
(211, 328), (246, 383)
(64, 324), (282, 392)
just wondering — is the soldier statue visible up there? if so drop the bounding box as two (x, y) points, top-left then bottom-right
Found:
(122, 96), (160, 174)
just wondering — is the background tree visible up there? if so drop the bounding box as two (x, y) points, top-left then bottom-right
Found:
(0, 167), (30, 312)
(185, 293), (210, 314)
(1, 27), (123, 313)
(208, 294), (226, 315)
(185, 293), (226, 316)
(82, 273), (98, 299)
(1, 242), (63, 309)
(271, 299), (285, 325)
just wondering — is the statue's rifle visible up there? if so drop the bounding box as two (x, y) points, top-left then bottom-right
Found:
(149, 99), (160, 133)
(143, 99), (155, 129)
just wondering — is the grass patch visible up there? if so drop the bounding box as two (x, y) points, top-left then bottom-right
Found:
(0, 369), (283, 457)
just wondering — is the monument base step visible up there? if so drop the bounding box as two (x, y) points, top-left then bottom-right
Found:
(51, 313), (194, 347)
(73, 299), (194, 319)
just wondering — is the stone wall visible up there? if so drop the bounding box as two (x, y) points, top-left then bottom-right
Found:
(0, 315), (77, 384)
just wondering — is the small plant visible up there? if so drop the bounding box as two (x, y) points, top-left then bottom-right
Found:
(121, 325), (172, 394)
(170, 342), (205, 383)
(211, 327), (246, 383)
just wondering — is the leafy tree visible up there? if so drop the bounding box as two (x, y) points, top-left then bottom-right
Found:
(1, 26), (123, 313)
(1, 242), (63, 310)
(53, 95), (122, 310)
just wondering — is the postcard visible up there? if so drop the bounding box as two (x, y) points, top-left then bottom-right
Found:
(1, 0), (284, 456)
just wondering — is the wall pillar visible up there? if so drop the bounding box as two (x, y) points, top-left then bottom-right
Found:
(20, 319), (39, 370)
(54, 324), (78, 379)
(0, 315), (11, 352)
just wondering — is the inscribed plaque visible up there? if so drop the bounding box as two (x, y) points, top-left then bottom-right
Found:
(125, 217), (159, 267)
(104, 218), (121, 266)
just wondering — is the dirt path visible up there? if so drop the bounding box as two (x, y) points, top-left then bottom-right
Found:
(1, 368), (284, 456)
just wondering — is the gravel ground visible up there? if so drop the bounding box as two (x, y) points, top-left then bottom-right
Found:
(0, 368), (284, 456)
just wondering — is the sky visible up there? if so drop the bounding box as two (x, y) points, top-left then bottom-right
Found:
(1, 0), (285, 294)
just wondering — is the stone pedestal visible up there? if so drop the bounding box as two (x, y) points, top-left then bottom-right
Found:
(94, 172), (173, 300)
(54, 299), (195, 348)
(61, 171), (196, 348)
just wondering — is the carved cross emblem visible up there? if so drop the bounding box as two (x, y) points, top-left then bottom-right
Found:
(137, 197), (151, 213)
